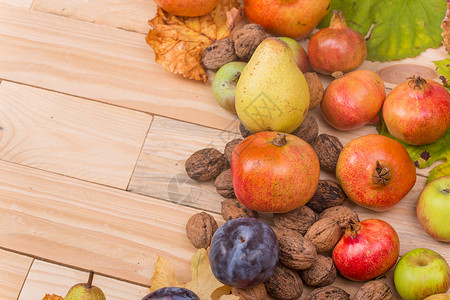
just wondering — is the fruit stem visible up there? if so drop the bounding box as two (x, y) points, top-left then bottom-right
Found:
(407, 76), (429, 91)
(86, 271), (94, 289)
(330, 10), (348, 29)
(271, 133), (287, 147)
(346, 219), (361, 238)
(371, 161), (392, 186)
(231, 72), (242, 84)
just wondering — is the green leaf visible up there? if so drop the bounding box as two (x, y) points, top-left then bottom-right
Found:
(433, 57), (450, 91)
(318, 0), (447, 61)
(376, 119), (450, 183)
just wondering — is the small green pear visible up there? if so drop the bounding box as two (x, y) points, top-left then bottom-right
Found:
(64, 271), (106, 300)
(235, 37), (310, 133)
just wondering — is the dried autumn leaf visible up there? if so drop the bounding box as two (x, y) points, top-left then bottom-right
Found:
(146, 0), (243, 82)
(219, 295), (240, 300)
(42, 294), (63, 300)
(150, 248), (229, 300)
(443, 0), (450, 53)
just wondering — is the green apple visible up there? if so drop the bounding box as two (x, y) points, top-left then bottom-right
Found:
(394, 248), (450, 300)
(417, 176), (450, 242)
(278, 37), (309, 73)
(212, 61), (247, 113)
(424, 294), (450, 299)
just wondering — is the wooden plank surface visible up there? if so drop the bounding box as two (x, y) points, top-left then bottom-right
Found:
(0, 249), (33, 299)
(0, 4), (237, 132)
(20, 260), (149, 300)
(0, 159), (223, 286)
(32, 0), (157, 34)
(0, 0), (32, 7)
(0, 81), (152, 189)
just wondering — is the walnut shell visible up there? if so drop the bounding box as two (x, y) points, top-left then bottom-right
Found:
(319, 206), (359, 231)
(300, 255), (337, 287)
(306, 180), (347, 213)
(221, 198), (258, 221)
(224, 138), (243, 164)
(239, 122), (253, 138)
(290, 115), (319, 144)
(353, 280), (393, 300)
(305, 286), (350, 300)
(311, 134), (343, 172)
(185, 148), (227, 182)
(215, 169), (235, 198)
(231, 283), (267, 300)
(186, 212), (218, 249)
(273, 205), (317, 235)
(305, 72), (324, 111)
(233, 23), (268, 61)
(264, 263), (303, 300)
(304, 218), (341, 253)
(276, 230), (317, 270)
(202, 38), (238, 71)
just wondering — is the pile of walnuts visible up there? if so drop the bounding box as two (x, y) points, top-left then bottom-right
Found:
(183, 129), (394, 299)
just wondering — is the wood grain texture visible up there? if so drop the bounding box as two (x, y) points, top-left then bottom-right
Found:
(0, 4), (237, 132)
(128, 116), (241, 213)
(31, 0), (157, 34)
(19, 260), (149, 300)
(0, 0), (32, 7)
(0, 81), (152, 189)
(0, 159), (223, 286)
(0, 249), (33, 300)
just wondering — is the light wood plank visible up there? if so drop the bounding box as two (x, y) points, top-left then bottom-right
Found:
(0, 0), (32, 8)
(128, 116), (241, 212)
(0, 81), (152, 189)
(0, 4), (238, 132)
(0, 160), (223, 286)
(19, 260), (149, 300)
(0, 249), (33, 299)
(32, 0), (157, 34)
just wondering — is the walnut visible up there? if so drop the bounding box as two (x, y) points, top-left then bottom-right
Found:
(311, 134), (343, 172)
(224, 138), (243, 163)
(215, 169), (235, 198)
(233, 23), (268, 61)
(239, 122), (253, 138)
(202, 38), (238, 71)
(300, 255), (337, 287)
(221, 198), (258, 221)
(319, 206), (359, 231)
(273, 205), (317, 235)
(231, 283), (267, 300)
(185, 148), (227, 181)
(305, 72), (324, 111)
(305, 286), (350, 300)
(264, 263), (303, 300)
(276, 230), (317, 270)
(186, 212), (218, 249)
(290, 115), (319, 144)
(304, 218), (341, 253)
(353, 280), (393, 300)
(306, 180), (347, 213)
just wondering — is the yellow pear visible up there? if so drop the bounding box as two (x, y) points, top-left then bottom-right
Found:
(64, 271), (106, 300)
(235, 37), (310, 133)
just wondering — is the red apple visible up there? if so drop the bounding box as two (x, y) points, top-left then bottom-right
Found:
(332, 218), (400, 281)
(321, 70), (386, 131)
(244, 0), (331, 39)
(336, 134), (416, 211)
(382, 76), (450, 145)
(231, 131), (320, 213)
(278, 37), (309, 73)
(153, 0), (220, 16)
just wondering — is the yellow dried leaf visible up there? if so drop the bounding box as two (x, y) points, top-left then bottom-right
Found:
(42, 294), (63, 300)
(149, 255), (180, 292)
(150, 248), (230, 300)
(146, 0), (243, 82)
(442, 0), (450, 53)
(219, 295), (240, 300)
